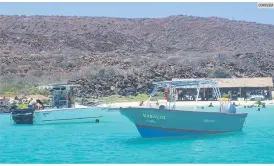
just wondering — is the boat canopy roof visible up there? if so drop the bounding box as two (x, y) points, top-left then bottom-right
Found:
(153, 79), (219, 88)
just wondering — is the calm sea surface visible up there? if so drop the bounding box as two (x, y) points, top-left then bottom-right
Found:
(1, 106), (274, 164)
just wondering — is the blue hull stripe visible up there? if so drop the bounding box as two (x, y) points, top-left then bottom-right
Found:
(136, 125), (233, 138)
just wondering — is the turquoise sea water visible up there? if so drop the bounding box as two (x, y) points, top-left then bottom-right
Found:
(1, 106), (274, 164)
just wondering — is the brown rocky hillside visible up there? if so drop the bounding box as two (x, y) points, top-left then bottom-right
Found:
(0, 15), (274, 97)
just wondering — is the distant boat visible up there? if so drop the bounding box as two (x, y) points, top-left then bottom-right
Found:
(11, 84), (105, 125)
(119, 80), (248, 138)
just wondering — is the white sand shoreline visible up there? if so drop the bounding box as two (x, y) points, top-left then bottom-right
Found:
(107, 100), (274, 108)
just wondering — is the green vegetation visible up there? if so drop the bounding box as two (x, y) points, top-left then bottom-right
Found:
(254, 101), (265, 106)
(151, 92), (165, 101)
(75, 93), (151, 104)
(97, 93), (166, 103)
(0, 82), (161, 104)
(0, 84), (49, 96)
(99, 93), (150, 103)
(208, 67), (232, 78)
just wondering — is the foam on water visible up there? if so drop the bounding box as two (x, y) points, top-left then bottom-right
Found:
(1, 106), (274, 163)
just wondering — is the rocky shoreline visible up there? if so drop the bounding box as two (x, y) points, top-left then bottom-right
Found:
(68, 51), (274, 97)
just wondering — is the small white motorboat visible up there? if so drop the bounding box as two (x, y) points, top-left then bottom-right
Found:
(11, 84), (105, 125)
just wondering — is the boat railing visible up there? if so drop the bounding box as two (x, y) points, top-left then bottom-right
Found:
(148, 79), (226, 111)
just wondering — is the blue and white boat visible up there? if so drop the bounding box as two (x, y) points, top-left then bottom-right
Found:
(11, 84), (104, 125)
(119, 79), (248, 138)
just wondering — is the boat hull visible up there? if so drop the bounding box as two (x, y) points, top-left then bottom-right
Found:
(120, 107), (248, 138)
(34, 108), (103, 124)
(12, 107), (104, 125)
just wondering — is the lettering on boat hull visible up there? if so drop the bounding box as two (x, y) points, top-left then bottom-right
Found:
(203, 119), (215, 123)
(142, 113), (166, 120)
(145, 120), (156, 124)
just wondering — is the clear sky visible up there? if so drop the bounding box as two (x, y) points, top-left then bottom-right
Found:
(0, 2), (273, 25)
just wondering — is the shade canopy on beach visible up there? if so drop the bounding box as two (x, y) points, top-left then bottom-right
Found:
(172, 77), (273, 88)
(153, 80), (219, 88)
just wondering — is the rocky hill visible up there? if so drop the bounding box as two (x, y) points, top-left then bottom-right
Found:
(0, 15), (274, 97)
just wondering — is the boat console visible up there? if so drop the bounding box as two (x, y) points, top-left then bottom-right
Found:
(49, 84), (77, 109)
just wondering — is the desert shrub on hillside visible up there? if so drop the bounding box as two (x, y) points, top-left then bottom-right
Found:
(208, 67), (232, 78)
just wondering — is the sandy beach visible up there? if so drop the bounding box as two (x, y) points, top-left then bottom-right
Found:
(107, 100), (274, 108)
(0, 94), (48, 100)
(1, 94), (273, 108)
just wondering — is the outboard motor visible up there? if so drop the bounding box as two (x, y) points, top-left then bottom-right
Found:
(11, 106), (35, 124)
